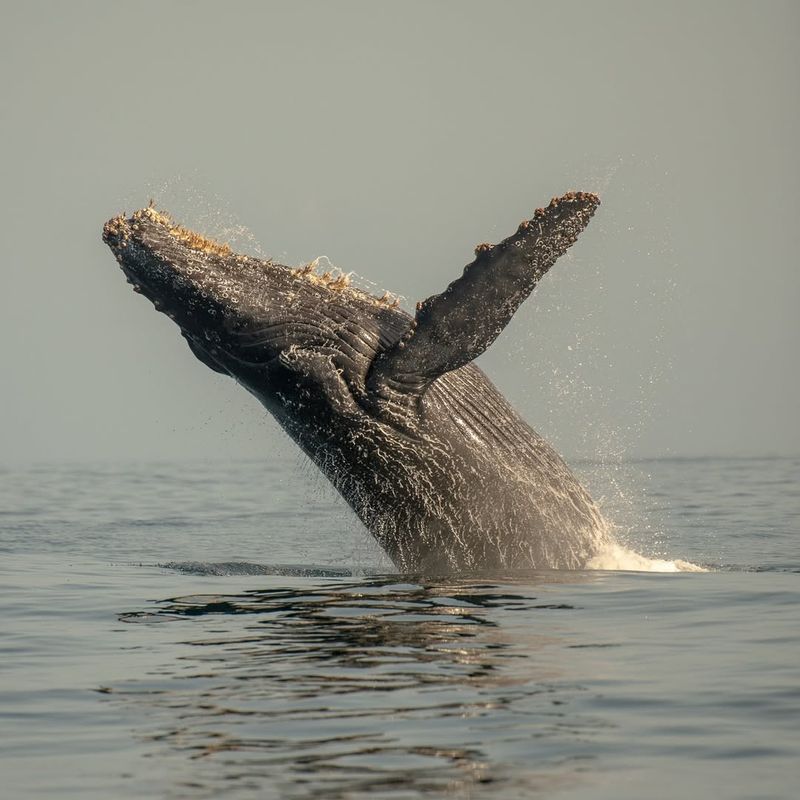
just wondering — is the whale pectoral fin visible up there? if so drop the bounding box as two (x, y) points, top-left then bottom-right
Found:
(368, 192), (600, 397)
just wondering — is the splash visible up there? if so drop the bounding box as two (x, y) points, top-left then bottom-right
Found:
(585, 541), (707, 572)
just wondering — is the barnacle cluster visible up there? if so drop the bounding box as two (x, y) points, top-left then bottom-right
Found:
(293, 259), (401, 307)
(134, 203), (232, 256)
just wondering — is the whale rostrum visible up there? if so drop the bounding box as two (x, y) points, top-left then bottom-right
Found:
(103, 192), (610, 572)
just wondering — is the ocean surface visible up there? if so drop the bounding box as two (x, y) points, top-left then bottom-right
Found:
(1, 454), (798, 799)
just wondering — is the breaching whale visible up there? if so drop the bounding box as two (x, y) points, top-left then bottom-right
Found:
(103, 192), (609, 572)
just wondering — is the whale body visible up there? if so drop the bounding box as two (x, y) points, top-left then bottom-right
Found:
(103, 192), (609, 572)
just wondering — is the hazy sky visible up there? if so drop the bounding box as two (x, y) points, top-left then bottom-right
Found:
(1, 1), (798, 463)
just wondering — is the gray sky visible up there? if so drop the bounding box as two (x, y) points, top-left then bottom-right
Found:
(1, 0), (798, 463)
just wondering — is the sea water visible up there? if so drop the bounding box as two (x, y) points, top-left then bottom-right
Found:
(0, 455), (798, 799)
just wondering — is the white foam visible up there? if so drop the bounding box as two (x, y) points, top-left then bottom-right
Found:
(585, 542), (707, 573)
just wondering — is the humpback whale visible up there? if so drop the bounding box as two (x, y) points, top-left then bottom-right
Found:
(103, 192), (609, 572)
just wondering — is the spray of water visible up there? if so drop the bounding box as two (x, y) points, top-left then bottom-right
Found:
(517, 158), (705, 572)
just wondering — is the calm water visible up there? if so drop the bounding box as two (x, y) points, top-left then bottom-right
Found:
(1, 455), (798, 799)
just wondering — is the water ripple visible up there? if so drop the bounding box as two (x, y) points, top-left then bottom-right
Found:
(109, 576), (600, 799)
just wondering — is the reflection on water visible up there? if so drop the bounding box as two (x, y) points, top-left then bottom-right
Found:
(112, 574), (603, 799)
(4, 458), (799, 799)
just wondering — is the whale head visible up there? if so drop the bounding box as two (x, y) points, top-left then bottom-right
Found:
(103, 206), (411, 424)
